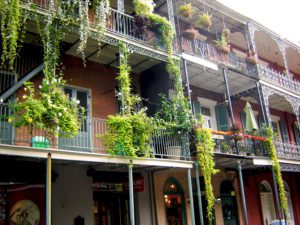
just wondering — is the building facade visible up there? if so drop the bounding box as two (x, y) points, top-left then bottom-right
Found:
(0, 0), (299, 225)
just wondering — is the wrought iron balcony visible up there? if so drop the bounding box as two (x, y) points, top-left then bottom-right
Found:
(275, 141), (300, 160)
(22, 0), (169, 51)
(213, 135), (267, 157)
(180, 37), (258, 77)
(258, 65), (300, 92)
(0, 104), (190, 160)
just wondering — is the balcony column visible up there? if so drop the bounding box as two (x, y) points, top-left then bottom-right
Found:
(256, 82), (268, 125)
(117, 0), (124, 12)
(222, 67), (235, 124)
(272, 169), (283, 225)
(183, 59), (192, 107)
(259, 84), (272, 126)
(46, 153), (52, 225)
(246, 22), (259, 54)
(128, 161), (135, 225)
(237, 160), (249, 225)
(277, 40), (290, 75)
(194, 161), (204, 225)
(166, 0), (176, 31)
(187, 168), (196, 225)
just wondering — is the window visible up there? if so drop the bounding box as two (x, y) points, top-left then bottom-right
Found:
(197, 98), (217, 130)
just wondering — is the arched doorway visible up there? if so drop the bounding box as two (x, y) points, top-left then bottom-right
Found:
(164, 177), (186, 225)
(260, 180), (276, 225)
(284, 181), (295, 225)
(220, 180), (239, 225)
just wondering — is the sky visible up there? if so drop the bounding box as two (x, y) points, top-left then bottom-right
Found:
(217, 0), (300, 46)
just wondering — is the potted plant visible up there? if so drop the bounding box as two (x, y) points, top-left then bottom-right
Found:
(214, 28), (230, 54)
(133, 0), (155, 16)
(246, 50), (259, 65)
(197, 12), (212, 30)
(178, 3), (193, 18)
(181, 27), (198, 41)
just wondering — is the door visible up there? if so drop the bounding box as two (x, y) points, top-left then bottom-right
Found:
(94, 194), (129, 225)
(260, 192), (276, 225)
(59, 87), (91, 151)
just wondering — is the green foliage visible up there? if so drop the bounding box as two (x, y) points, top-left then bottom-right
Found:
(214, 28), (230, 50)
(0, 0), (25, 70)
(197, 12), (212, 29)
(178, 4), (192, 18)
(133, 0), (155, 16)
(262, 125), (288, 216)
(194, 119), (219, 225)
(102, 41), (153, 158)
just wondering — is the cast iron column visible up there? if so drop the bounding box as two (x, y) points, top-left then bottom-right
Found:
(222, 67), (235, 124)
(256, 82), (268, 125)
(272, 170), (283, 225)
(183, 58), (192, 107)
(129, 161), (135, 225)
(187, 168), (196, 225)
(195, 162), (204, 225)
(237, 160), (249, 225)
(46, 153), (52, 225)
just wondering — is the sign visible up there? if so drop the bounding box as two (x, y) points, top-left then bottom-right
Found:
(93, 176), (144, 193)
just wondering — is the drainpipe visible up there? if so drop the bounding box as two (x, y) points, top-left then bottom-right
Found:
(187, 168), (196, 225)
(272, 170), (283, 225)
(237, 160), (248, 225)
(194, 161), (204, 225)
(222, 67), (235, 125)
(128, 161), (135, 225)
(46, 153), (52, 225)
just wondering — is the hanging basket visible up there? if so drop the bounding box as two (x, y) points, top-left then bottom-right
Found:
(181, 28), (197, 41)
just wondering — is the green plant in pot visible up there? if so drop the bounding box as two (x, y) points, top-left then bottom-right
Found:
(181, 27), (198, 41)
(214, 28), (230, 54)
(197, 12), (212, 30)
(133, 0), (155, 16)
(178, 3), (193, 18)
(246, 50), (259, 65)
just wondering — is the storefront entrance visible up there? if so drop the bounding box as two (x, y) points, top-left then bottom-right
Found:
(93, 193), (129, 225)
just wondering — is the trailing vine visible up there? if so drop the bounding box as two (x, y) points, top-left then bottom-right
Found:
(0, 0), (26, 70)
(194, 117), (218, 225)
(263, 126), (288, 216)
(102, 41), (153, 158)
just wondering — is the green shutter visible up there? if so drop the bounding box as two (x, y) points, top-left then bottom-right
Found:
(192, 101), (201, 119)
(293, 124), (300, 145)
(215, 104), (229, 131)
(240, 112), (246, 132)
(280, 120), (289, 143)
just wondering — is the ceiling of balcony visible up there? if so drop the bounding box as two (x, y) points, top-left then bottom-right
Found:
(286, 47), (300, 75)
(183, 60), (256, 96)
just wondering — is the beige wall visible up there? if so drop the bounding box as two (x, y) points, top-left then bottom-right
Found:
(153, 168), (245, 225)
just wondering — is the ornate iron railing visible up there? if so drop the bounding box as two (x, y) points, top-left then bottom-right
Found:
(275, 141), (300, 160)
(258, 65), (300, 92)
(0, 104), (190, 160)
(180, 37), (258, 77)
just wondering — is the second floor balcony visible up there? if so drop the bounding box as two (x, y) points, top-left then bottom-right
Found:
(0, 104), (191, 161)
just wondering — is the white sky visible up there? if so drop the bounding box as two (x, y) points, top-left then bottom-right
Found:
(217, 0), (300, 46)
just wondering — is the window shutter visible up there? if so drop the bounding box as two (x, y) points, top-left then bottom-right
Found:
(280, 120), (289, 143)
(293, 123), (300, 145)
(215, 104), (229, 131)
(192, 101), (201, 119)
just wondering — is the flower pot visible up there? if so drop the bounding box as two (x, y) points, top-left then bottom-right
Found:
(246, 56), (258, 65)
(218, 45), (230, 54)
(181, 28), (197, 41)
(166, 146), (181, 160)
(181, 10), (192, 18)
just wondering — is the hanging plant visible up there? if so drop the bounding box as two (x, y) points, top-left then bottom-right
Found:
(178, 3), (193, 18)
(181, 27), (198, 41)
(133, 0), (155, 16)
(102, 41), (153, 158)
(77, 0), (90, 65)
(214, 28), (230, 54)
(262, 126), (288, 216)
(197, 12), (212, 30)
(194, 117), (219, 225)
(0, 0), (26, 70)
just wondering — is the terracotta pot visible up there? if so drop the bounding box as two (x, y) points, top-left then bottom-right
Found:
(246, 56), (258, 65)
(181, 28), (197, 41)
(181, 10), (192, 18)
(218, 45), (230, 54)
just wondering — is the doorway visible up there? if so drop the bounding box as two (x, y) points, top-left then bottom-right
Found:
(164, 177), (186, 225)
(260, 180), (276, 225)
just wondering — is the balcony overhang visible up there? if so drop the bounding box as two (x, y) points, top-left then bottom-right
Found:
(0, 144), (193, 169)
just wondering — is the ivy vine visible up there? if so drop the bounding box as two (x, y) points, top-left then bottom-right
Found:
(262, 126), (288, 216)
(102, 41), (153, 158)
(194, 117), (218, 225)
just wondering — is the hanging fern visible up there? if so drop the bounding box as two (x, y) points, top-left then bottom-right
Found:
(263, 126), (288, 216)
(194, 118), (218, 225)
(0, 0), (25, 70)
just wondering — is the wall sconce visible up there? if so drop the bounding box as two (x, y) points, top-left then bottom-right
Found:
(215, 197), (221, 204)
